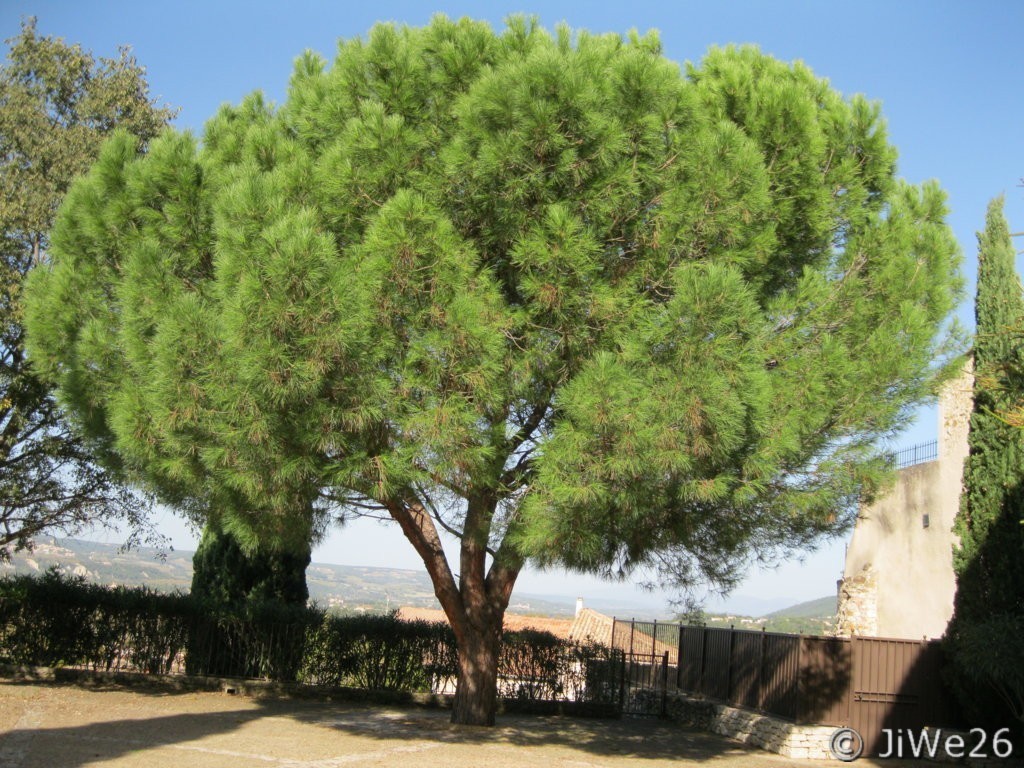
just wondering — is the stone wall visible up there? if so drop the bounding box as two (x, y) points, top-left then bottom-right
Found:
(662, 693), (837, 760)
(836, 363), (973, 640)
(834, 564), (878, 637)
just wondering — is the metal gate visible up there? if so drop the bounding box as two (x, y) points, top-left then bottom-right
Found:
(611, 617), (677, 716)
(847, 636), (959, 756)
(614, 619), (965, 747)
(620, 650), (669, 716)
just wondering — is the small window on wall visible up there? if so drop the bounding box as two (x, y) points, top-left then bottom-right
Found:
(922, 513), (930, 529)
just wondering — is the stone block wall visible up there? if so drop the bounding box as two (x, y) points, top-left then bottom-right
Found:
(834, 564), (878, 637)
(662, 692), (838, 760)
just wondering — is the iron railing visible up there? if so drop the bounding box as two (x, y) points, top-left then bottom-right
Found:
(885, 440), (938, 470)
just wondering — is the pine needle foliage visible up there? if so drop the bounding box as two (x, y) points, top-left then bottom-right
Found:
(24, 17), (963, 723)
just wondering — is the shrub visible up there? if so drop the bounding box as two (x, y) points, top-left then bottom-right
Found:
(0, 571), (620, 707)
(0, 569), (193, 671)
(299, 612), (456, 691)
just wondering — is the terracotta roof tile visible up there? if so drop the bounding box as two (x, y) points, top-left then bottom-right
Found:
(395, 607), (574, 638)
(568, 608), (614, 647)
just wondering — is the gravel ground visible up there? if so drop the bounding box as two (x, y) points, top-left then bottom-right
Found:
(0, 679), (904, 768)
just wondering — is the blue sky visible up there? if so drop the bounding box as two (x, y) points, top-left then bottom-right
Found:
(5, 1), (1024, 615)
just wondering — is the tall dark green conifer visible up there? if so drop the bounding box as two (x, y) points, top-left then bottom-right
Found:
(947, 196), (1024, 729)
(191, 521), (311, 609)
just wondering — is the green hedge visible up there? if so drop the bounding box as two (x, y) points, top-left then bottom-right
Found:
(0, 569), (195, 674)
(299, 613), (456, 691)
(0, 570), (619, 705)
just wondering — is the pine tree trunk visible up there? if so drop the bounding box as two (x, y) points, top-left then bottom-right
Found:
(384, 495), (518, 727)
(450, 620), (502, 726)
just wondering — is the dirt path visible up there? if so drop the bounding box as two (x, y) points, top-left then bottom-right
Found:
(0, 680), (870, 767)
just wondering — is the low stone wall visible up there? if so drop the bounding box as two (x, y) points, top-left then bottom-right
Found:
(662, 692), (837, 760)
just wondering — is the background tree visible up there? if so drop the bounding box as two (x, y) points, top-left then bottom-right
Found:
(3, 20), (310, 607)
(987, 187), (1024, 431)
(0, 18), (174, 556)
(24, 18), (963, 724)
(190, 524), (310, 608)
(946, 196), (1024, 730)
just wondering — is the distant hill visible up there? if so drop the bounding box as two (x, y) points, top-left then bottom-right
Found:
(1, 537), (195, 593)
(682, 594), (837, 636)
(0, 537), (629, 618)
(2, 538), (834, 628)
(766, 595), (837, 619)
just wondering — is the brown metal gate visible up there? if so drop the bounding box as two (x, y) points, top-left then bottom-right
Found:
(795, 634), (963, 756)
(847, 636), (959, 755)
(623, 620), (965, 754)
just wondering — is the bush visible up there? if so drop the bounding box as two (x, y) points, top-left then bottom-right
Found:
(0, 569), (193, 672)
(945, 613), (1024, 733)
(299, 612), (456, 691)
(0, 571), (620, 707)
(185, 599), (317, 681)
(500, 629), (565, 700)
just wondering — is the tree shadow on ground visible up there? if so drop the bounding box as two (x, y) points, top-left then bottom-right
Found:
(0, 701), (262, 767)
(0, 679), (766, 767)
(287, 704), (760, 762)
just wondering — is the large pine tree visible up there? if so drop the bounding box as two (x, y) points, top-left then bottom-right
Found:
(24, 19), (964, 724)
(947, 196), (1024, 729)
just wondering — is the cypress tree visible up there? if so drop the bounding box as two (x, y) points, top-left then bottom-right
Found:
(947, 196), (1024, 729)
(24, 19), (964, 725)
(187, 519), (311, 677)
(190, 522), (310, 610)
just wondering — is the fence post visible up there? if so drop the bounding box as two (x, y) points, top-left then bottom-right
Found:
(698, 624), (709, 696)
(661, 650), (669, 717)
(726, 625), (735, 705)
(676, 625), (684, 690)
(758, 626), (766, 711)
(618, 646), (628, 711)
(795, 633), (804, 723)
(847, 634), (857, 725)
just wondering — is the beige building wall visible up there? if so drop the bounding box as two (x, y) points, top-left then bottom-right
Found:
(835, 362), (973, 640)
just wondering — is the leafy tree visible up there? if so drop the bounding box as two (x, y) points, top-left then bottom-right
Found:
(946, 196), (1024, 729)
(1, 20), (308, 599)
(24, 18), (963, 724)
(0, 18), (175, 557)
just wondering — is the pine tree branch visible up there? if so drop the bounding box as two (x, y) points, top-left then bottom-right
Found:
(384, 495), (464, 631)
